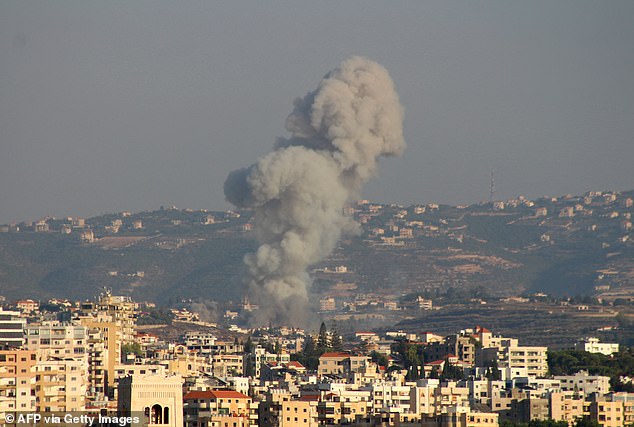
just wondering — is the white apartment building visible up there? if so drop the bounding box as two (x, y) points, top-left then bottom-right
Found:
(554, 371), (611, 396)
(24, 323), (87, 359)
(574, 337), (619, 356)
(371, 383), (412, 413)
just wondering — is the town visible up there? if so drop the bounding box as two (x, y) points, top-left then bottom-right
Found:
(1, 289), (633, 427)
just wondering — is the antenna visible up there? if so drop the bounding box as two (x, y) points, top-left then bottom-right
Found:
(489, 169), (495, 203)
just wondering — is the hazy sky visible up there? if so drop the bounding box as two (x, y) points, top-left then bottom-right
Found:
(1, 1), (633, 223)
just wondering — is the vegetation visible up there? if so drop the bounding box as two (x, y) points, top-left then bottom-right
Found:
(370, 351), (389, 368)
(121, 342), (143, 360)
(440, 359), (464, 380)
(547, 349), (634, 392)
(292, 322), (346, 371)
(2, 189), (634, 308)
(137, 308), (174, 325)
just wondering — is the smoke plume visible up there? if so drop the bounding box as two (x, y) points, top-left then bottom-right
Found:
(224, 56), (405, 326)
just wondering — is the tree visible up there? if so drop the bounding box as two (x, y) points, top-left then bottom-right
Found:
(244, 336), (254, 353)
(317, 322), (329, 353)
(370, 351), (389, 367)
(263, 341), (275, 353)
(441, 359), (464, 380)
(406, 365), (420, 381)
(291, 335), (320, 370)
(574, 418), (600, 427)
(528, 420), (568, 427)
(330, 321), (343, 351)
(121, 342), (142, 361)
(485, 359), (501, 381)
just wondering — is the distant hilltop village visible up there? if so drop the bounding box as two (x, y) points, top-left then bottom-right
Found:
(1, 291), (633, 427)
(1, 189), (633, 309)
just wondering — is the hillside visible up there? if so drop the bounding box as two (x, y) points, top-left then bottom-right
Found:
(1, 190), (633, 304)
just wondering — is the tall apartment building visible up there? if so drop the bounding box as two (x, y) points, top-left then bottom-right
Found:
(24, 323), (87, 359)
(96, 291), (137, 344)
(80, 317), (122, 397)
(0, 349), (37, 421)
(85, 326), (108, 402)
(477, 342), (547, 379)
(24, 323), (92, 411)
(0, 309), (26, 348)
(35, 358), (88, 412)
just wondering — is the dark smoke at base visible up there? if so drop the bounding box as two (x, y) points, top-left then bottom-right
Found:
(224, 56), (405, 327)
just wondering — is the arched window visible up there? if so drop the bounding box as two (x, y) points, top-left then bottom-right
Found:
(163, 406), (169, 424)
(151, 404), (162, 424)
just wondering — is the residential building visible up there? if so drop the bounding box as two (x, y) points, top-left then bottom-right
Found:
(0, 349), (37, 419)
(549, 392), (584, 425)
(248, 346), (290, 378)
(35, 357), (88, 412)
(183, 389), (256, 427)
(589, 400), (624, 427)
(259, 390), (318, 427)
(574, 337), (619, 356)
(0, 309), (26, 348)
(96, 291), (138, 344)
(80, 317), (122, 397)
(16, 299), (39, 313)
(318, 352), (371, 378)
(317, 389), (371, 425)
(24, 323), (87, 360)
(421, 409), (499, 427)
(555, 371), (611, 397)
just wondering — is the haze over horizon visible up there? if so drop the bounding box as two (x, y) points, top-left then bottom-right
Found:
(2, 1), (634, 224)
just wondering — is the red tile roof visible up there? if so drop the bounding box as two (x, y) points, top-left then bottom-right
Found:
(299, 394), (320, 401)
(320, 352), (350, 358)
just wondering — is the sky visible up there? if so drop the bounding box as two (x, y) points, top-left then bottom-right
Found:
(1, 1), (633, 224)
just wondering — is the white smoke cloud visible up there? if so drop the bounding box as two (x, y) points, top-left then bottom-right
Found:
(224, 56), (405, 326)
